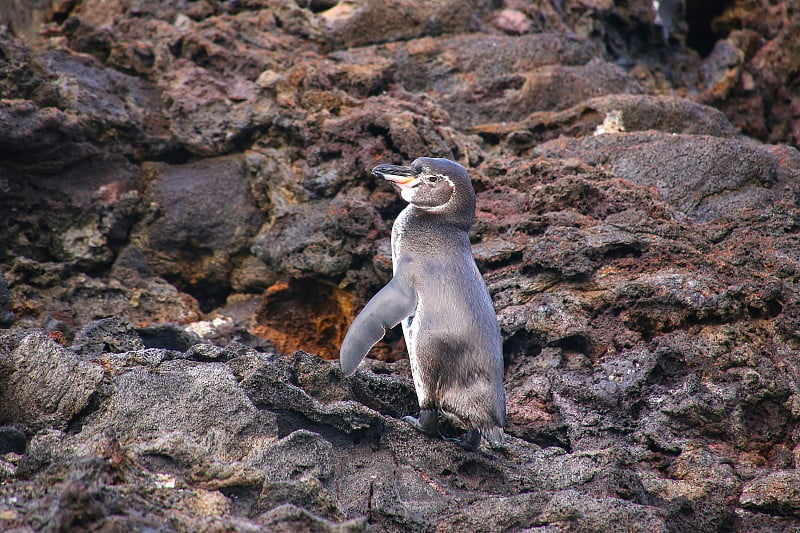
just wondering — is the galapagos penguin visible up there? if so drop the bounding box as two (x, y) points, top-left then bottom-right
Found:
(339, 157), (505, 450)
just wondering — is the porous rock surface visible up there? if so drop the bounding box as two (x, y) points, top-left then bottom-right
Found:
(2, 0), (800, 531)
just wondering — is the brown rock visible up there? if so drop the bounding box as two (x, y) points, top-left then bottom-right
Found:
(130, 154), (266, 310)
(318, 0), (493, 49)
(472, 94), (738, 147)
(741, 471), (800, 517)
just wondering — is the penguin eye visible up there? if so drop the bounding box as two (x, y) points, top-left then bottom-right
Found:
(427, 175), (440, 183)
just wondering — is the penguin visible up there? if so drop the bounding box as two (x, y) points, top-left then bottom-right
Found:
(339, 157), (506, 450)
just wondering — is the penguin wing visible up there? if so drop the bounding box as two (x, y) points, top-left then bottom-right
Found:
(339, 277), (417, 376)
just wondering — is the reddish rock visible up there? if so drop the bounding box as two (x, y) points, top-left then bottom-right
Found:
(741, 471), (800, 517)
(317, 0), (494, 49)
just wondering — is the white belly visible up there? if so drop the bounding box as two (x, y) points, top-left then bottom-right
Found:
(402, 300), (429, 407)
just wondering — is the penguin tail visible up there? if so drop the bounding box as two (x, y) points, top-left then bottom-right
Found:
(481, 426), (505, 447)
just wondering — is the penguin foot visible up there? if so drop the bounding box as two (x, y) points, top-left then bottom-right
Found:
(404, 411), (483, 451)
(440, 429), (481, 451)
(458, 429), (481, 451)
(402, 409), (438, 436)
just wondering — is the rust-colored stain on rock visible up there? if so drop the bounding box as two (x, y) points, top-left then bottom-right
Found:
(253, 280), (355, 360)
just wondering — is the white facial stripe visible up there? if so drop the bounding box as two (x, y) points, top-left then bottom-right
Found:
(401, 186), (416, 202)
(418, 175), (455, 212)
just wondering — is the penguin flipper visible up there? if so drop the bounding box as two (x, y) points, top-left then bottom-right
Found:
(339, 277), (417, 376)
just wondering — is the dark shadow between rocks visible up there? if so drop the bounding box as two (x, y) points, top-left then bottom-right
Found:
(136, 323), (201, 352)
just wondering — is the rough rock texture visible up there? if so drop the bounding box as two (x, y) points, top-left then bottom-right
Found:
(2, 0), (800, 531)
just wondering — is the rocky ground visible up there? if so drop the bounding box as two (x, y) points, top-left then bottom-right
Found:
(2, 0), (800, 531)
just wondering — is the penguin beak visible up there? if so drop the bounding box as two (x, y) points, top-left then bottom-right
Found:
(372, 164), (420, 189)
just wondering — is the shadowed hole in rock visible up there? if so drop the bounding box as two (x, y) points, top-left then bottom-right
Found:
(136, 323), (199, 351)
(220, 486), (261, 517)
(602, 243), (643, 261)
(190, 46), (211, 68)
(645, 351), (687, 388)
(271, 409), (382, 449)
(65, 391), (103, 435)
(549, 333), (591, 355)
(300, 0), (340, 14)
(685, 0), (733, 57)
(253, 279), (362, 360)
(742, 399), (791, 447)
(643, 435), (682, 458)
(477, 250), (523, 270)
(627, 399), (649, 421)
(622, 308), (687, 341)
(163, 276), (232, 314)
(746, 296), (783, 320)
(316, 149), (342, 163)
(0, 427), (27, 454)
(51, 1), (76, 24)
(474, 131), (502, 146)
(503, 330), (545, 368)
(139, 453), (189, 476)
(154, 146), (196, 165)
(456, 460), (510, 493)
(534, 433), (572, 453)
(366, 124), (405, 158)
(168, 37), (183, 58)
(508, 424), (572, 453)
(602, 13), (649, 62)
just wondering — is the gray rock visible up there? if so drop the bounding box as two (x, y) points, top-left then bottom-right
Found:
(0, 331), (103, 430)
(435, 491), (550, 532)
(101, 348), (183, 373)
(534, 132), (793, 222)
(239, 355), (386, 436)
(71, 316), (145, 355)
(487, 94), (740, 149)
(250, 429), (334, 482)
(255, 477), (342, 520)
(578, 94), (739, 137)
(254, 503), (366, 532)
(252, 197), (360, 279)
(102, 359), (278, 465)
(534, 490), (669, 532)
(131, 154), (266, 307)
(523, 224), (645, 280)
(184, 342), (228, 361)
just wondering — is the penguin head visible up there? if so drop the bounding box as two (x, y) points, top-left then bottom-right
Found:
(372, 157), (475, 224)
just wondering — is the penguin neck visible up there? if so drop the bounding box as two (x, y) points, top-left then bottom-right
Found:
(407, 192), (475, 232)
(392, 204), (473, 259)
(409, 205), (473, 232)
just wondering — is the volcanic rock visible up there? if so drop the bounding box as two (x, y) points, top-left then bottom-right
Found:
(2, 0), (800, 531)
